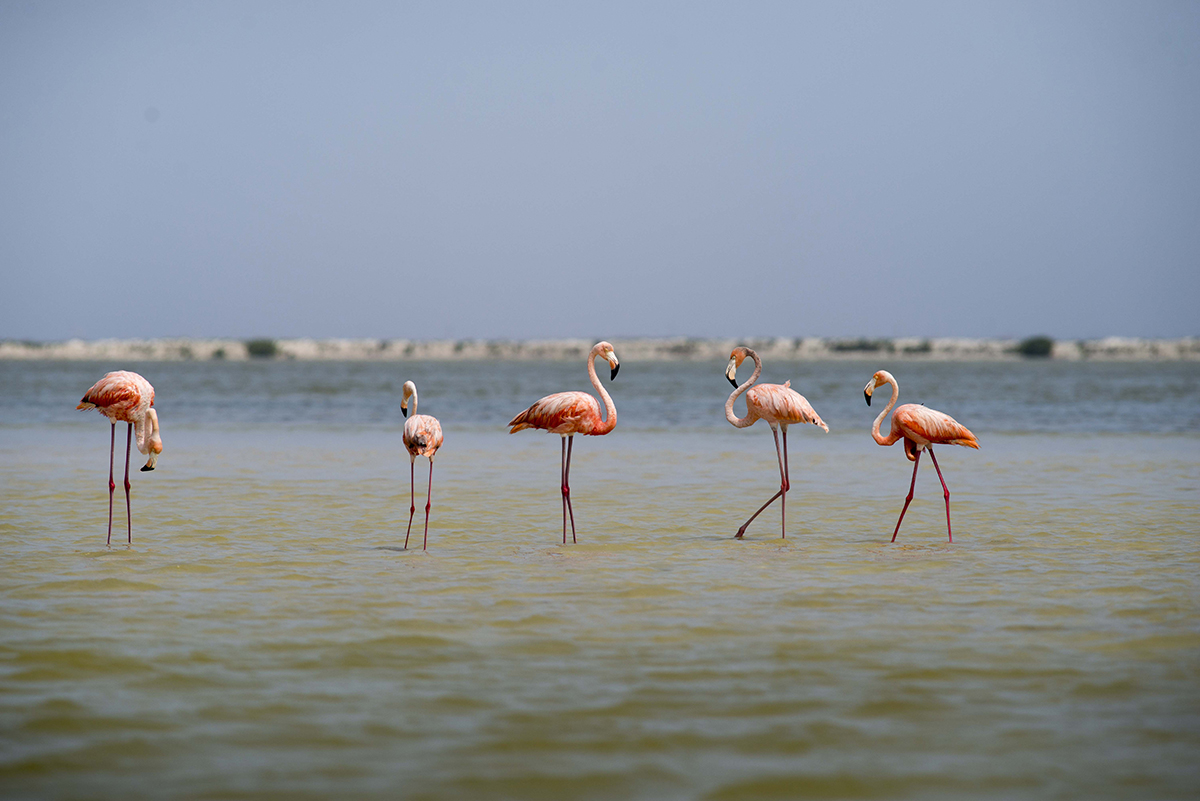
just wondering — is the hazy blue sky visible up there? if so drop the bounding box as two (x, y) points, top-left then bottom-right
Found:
(2, 1), (1197, 340)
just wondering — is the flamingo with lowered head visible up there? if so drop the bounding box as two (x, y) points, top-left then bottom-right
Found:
(402, 380), (444, 550)
(508, 341), (619, 544)
(725, 347), (828, 539)
(76, 371), (163, 545)
(864, 370), (979, 542)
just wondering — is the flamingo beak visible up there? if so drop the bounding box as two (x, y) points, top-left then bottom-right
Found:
(725, 358), (738, 387)
(865, 390), (872, 406)
(401, 406), (408, 418)
(610, 364), (619, 380)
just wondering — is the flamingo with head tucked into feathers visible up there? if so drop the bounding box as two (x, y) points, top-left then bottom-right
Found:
(864, 370), (979, 542)
(508, 341), (619, 544)
(401, 381), (443, 550)
(76, 371), (163, 545)
(725, 347), (828, 539)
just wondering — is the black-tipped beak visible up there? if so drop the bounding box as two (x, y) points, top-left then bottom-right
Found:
(610, 364), (619, 380)
(401, 407), (408, 417)
(140, 465), (155, 472)
(865, 390), (872, 406)
(728, 376), (738, 388)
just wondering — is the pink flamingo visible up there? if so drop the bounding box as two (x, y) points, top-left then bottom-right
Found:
(725, 347), (828, 539)
(76, 371), (163, 545)
(508, 341), (620, 544)
(864, 370), (979, 542)
(401, 380), (444, 550)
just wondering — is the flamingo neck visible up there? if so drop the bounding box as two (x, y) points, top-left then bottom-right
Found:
(134, 410), (152, 454)
(587, 344), (616, 435)
(725, 349), (761, 428)
(408, 391), (418, 418)
(872, 374), (902, 446)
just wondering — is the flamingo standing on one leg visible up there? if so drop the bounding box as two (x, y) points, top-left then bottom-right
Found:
(401, 380), (443, 550)
(864, 370), (979, 542)
(76, 371), (163, 546)
(725, 347), (828, 539)
(508, 341), (620, 544)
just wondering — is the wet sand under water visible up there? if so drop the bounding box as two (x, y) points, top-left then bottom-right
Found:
(2, 421), (1198, 799)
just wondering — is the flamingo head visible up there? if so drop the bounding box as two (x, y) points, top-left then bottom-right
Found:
(401, 380), (417, 418)
(140, 408), (162, 471)
(864, 370), (893, 406)
(596, 341), (619, 380)
(725, 347), (749, 387)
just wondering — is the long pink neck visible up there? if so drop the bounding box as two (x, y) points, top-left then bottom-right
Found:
(872, 374), (902, 446)
(725, 349), (761, 428)
(587, 344), (617, 435)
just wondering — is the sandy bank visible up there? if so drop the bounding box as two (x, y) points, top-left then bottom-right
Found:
(2, 336), (1197, 361)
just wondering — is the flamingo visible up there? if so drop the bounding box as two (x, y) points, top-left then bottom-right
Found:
(401, 380), (444, 550)
(725, 347), (828, 539)
(508, 341), (620, 544)
(864, 370), (979, 542)
(76, 371), (163, 546)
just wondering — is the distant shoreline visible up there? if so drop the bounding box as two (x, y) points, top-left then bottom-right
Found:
(2, 336), (1197, 361)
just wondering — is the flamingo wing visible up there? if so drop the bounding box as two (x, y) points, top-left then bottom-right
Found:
(76, 371), (153, 420)
(404, 414), (444, 458)
(508, 391), (600, 435)
(894, 404), (978, 448)
(746, 383), (829, 432)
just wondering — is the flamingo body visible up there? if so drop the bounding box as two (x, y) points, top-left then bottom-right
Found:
(890, 404), (979, 461)
(508, 341), (620, 543)
(508, 391), (608, 436)
(865, 370), (978, 541)
(745, 381), (829, 432)
(77, 370), (155, 423)
(76, 371), (163, 545)
(403, 414), (443, 459)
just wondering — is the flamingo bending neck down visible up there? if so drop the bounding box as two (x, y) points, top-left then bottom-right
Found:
(508, 341), (619, 544)
(864, 370), (979, 542)
(725, 347), (828, 539)
(76, 371), (163, 545)
(402, 381), (444, 550)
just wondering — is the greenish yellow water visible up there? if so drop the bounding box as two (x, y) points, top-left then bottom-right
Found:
(1, 360), (1198, 799)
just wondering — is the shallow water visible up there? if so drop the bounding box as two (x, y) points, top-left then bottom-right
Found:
(1, 359), (1198, 799)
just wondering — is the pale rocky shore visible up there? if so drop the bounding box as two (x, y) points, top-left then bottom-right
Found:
(1, 336), (1197, 361)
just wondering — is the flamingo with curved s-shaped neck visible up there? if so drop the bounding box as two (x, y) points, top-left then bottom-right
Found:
(401, 381), (443, 550)
(76, 371), (163, 546)
(725, 347), (828, 539)
(864, 370), (979, 542)
(508, 341), (619, 544)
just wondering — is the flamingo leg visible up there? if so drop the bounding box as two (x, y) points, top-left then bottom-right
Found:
(423, 459), (434, 551)
(560, 437), (568, 544)
(891, 449), (922, 542)
(124, 423), (133, 544)
(564, 435), (577, 544)
(774, 426), (787, 539)
(927, 446), (953, 543)
(781, 426), (793, 538)
(737, 427), (788, 539)
(404, 456), (416, 549)
(106, 423), (116, 546)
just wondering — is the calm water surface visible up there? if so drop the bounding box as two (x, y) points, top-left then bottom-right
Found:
(1, 359), (1198, 799)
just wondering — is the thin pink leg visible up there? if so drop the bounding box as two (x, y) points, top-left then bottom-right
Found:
(781, 427), (791, 538)
(107, 423), (116, 546)
(564, 435), (577, 544)
(404, 457), (416, 549)
(891, 449), (922, 542)
(423, 459), (434, 551)
(124, 423), (133, 545)
(737, 427), (788, 539)
(560, 437), (568, 544)
(927, 447), (953, 543)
